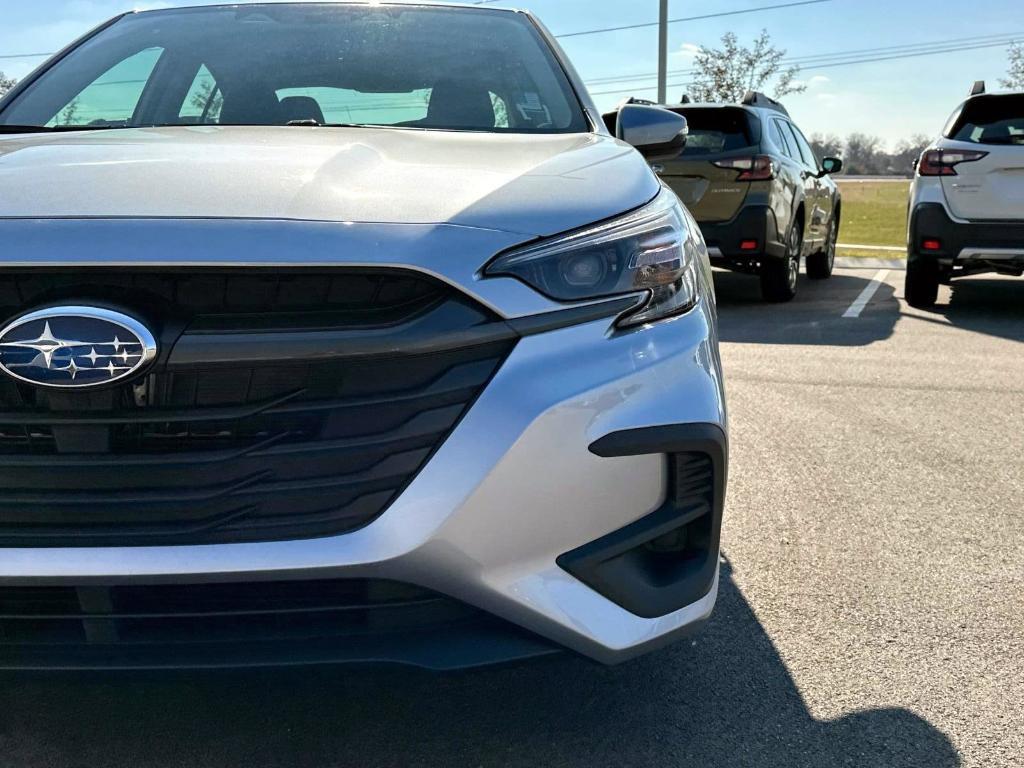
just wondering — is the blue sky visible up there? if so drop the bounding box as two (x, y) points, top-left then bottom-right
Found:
(1, 0), (1020, 145)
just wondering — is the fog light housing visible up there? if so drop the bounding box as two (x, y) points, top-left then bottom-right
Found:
(557, 424), (727, 619)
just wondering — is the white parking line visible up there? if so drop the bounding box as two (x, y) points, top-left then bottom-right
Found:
(842, 270), (890, 318)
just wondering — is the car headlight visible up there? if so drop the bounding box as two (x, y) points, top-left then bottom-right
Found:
(485, 190), (701, 327)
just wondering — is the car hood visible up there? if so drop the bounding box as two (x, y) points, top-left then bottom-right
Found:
(0, 126), (659, 237)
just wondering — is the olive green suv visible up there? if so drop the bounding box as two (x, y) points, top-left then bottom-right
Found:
(656, 92), (843, 301)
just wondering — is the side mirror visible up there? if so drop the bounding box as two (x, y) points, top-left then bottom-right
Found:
(819, 156), (843, 176)
(616, 104), (688, 163)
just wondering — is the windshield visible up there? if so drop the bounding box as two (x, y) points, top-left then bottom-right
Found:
(944, 95), (1024, 146)
(0, 4), (587, 134)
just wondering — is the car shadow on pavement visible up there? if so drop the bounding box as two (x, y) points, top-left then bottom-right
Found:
(936, 278), (1024, 343)
(713, 270), (900, 347)
(0, 560), (958, 768)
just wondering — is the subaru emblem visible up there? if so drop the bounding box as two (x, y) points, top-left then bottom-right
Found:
(0, 306), (157, 389)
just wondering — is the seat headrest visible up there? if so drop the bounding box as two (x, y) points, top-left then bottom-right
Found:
(423, 80), (495, 129)
(279, 96), (326, 125)
(219, 87), (283, 126)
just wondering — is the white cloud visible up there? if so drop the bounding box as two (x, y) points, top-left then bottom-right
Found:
(671, 42), (701, 61)
(791, 74), (831, 92)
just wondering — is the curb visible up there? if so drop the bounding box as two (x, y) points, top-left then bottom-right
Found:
(835, 257), (907, 270)
(837, 243), (906, 252)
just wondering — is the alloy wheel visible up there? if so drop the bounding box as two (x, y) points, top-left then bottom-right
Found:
(826, 222), (837, 272)
(787, 227), (801, 292)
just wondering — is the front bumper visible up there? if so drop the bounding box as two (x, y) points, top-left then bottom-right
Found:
(0, 284), (727, 667)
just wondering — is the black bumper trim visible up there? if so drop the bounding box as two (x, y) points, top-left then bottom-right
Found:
(0, 578), (560, 671)
(558, 423), (727, 619)
(698, 206), (786, 261)
(0, 622), (560, 672)
(910, 203), (1024, 265)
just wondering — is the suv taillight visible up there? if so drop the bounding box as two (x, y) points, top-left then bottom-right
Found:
(917, 149), (988, 176)
(713, 155), (776, 181)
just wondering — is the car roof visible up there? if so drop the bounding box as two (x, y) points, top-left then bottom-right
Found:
(964, 90), (1024, 102)
(667, 103), (750, 109)
(665, 103), (789, 121)
(133, 1), (525, 16)
(668, 91), (790, 119)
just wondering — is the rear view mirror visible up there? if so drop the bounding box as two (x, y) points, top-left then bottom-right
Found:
(615, 104), (688, 163)
(820, 157), (843, 176)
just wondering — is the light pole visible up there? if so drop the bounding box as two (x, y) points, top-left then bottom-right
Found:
(657, 0), (669, 104)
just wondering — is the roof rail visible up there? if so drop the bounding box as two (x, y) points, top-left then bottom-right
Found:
(970, 80), (986, 96)
(620, 96), (657, 108)
(740, 90), (790, 117)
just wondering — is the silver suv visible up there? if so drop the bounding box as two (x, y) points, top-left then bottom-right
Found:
(0, 3), (726, 669)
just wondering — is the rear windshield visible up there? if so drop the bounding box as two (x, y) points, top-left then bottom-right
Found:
(0, 4), (587, 134)
(944, 95), (1024, 146)
(674, 108), (754, 156)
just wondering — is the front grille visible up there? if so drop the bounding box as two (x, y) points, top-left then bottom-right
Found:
(0, 578), (556, 669)
(0, 269), (517, 546)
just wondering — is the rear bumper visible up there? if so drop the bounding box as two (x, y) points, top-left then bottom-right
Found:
(910, 202), (1024, 272)
(0, 300), (727, 669)
(697, 205), (787, 266)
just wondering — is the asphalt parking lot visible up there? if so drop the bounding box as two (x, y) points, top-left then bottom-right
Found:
(1, 264), (1021, 768)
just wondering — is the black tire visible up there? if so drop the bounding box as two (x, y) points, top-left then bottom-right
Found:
(905, 257), (940, 308)
(760, 220), (802, 302)
(807, 215), (838, 280)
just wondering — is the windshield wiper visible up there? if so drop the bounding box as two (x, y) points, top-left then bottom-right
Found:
(0, 124), (128, 134)
(284, 121), (382, 129)
(1, 122), (397, 135)
(322, 123), (390, 129)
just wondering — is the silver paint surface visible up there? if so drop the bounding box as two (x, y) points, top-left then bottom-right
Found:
(0, 127), (658, 237)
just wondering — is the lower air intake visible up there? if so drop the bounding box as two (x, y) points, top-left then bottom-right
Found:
(0, 579), (556, 670)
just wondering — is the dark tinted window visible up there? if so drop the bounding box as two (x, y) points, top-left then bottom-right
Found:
(945, 95), (1024, 145)
(771, 119), (794, 158)
(676, 108), (754, 156)
(784, 122), (817, 168)
(1, 4), (586, 133)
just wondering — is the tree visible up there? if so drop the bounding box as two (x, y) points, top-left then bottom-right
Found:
(891, 134), (932, 177)
(687, 30), (806, 103)
(57, 99), (80, 126)
(843, 133), (884, 176)
(1001, 41), (1024, 90)
(809, 133), (843, 163)
(0, 72), (16, 98)
(190, 81), (223, 122)
(795, 134), (939, 178)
